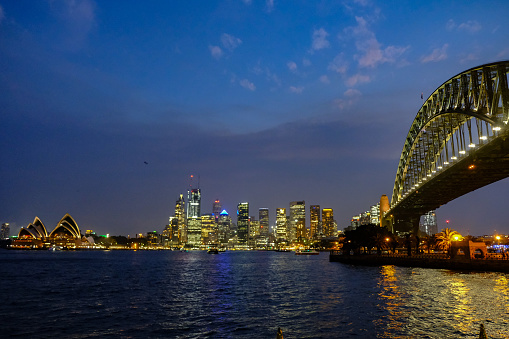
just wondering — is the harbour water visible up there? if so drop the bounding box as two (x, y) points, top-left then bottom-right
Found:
(1, 249), (509, 338)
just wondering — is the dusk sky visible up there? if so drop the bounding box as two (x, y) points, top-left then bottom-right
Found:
(1, 0), (509, 237)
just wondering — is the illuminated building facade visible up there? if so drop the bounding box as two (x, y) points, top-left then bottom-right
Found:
(201, 214), (217, 245)
(237, 202), (249, 245)
(276, 208), (287, 241)
(322, 208), (335, 237)
(13, 214), (88, 249)
(186, 189), (201, 247)
(213, 199), (222, 221)
(310, 205), (320, 239)
(420, 210), (438, 235)
(370, 203), (380, 225)
(290, 201), (306, 243)
(259, 208), (269, 238)
(1, 223), (10, 239)
(249, 216), (260, 238)
(217, 210), (232, 245)
(187, 189), (201, 219)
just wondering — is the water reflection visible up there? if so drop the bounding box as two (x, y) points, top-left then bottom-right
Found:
(375, 265), (406, 338)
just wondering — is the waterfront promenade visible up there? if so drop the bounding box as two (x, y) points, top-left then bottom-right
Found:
(329, 251), (509, 273)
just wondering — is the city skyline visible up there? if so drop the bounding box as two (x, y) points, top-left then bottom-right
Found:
(1, 1), (509, 236)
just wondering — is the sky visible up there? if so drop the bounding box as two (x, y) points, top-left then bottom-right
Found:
(1, 0), (509, 237)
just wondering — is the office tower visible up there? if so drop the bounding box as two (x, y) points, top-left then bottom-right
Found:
(217, 210), (232, 245)
(187, 188), (201, 219)
(276, 208), (287, 241)
(237, 202), (249, 245)
(186, 189), (201, 247)
(290, 201), (306, 243)
(310, 205), (320, 239)
(322, 208), (335, 237)
(1, 223), (10, 239)
(213, 200), (222, 221)
(201, 214), (217, 245)
(175, 194), (186, 244)
(259, 208), (269, 237)
(370, 203), (380, 225)
(249, 216), (260, 238)
(420, 210), (437, 235)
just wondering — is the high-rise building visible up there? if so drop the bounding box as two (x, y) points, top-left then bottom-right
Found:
(217, 210), (232, 245)
(310, 205), (320, 239)
(187, 189), (201, 219)
(237, 202), (249, 245)
(249, 216), (260, 238)
(175, 194), (186, 244)
(213, 200), (222, 221)
(276, 208), (287, 241)
(1, 223), (10, 239)
(201, 214), (217, 245)
(370, 203), (380, 225)
(186, 189), (201, 247)
(259, 208), (269, 238)
(290, 201), (306, 243)
(322, 208), (335, 237)
(420, 210), (438, 235)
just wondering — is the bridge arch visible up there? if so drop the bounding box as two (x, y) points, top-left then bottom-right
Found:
(391, 61), (509, 208)
(385, 61), (509, 232)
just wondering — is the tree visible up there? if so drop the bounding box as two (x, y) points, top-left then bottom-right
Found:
(436, 228), (462, 256)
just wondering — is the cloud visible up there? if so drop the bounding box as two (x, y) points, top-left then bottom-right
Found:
(319, 75), (330, 84)
(302, 58), (311, 66)
(209, 45), (223, 59)
(251, 62), (281, 86)
(266, 0), (274, 12)
(328, 53), (348, 74)
(311, 28), (330, 51)
(344, 16), (409, 68)
(221, 33), (242, 51)
(346, 74), (370, 87)
(287, 61), (297, 71)
(335, 89), (362, 110)
(289, 86), (304, 94)
(240, 79), (256, 91)
(421, 44), (448, 63)
(446, 19), (481, 33)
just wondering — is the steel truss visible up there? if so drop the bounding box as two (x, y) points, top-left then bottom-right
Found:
(391, 61), (509, 208)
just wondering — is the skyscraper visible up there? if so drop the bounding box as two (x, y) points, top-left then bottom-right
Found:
(237, 202), (249, 246)
(420, 210), (438, 235)
(175, 194), (186, 244)
(259, 208), (269, 238)
(187, 188), (201, 219)
(213, 199), (222, 221)
(1, 223), (9, 240)
(187, 189), (202, 247)
(217, 210), (232, 245)
(290, 201), (306, 243)
(322, 208), (335, 237)
(276, 208), (287, 241)
(201, 214), (217, 245)
(310, 205), (320, 239)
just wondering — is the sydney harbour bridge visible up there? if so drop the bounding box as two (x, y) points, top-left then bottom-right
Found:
(383, 61), (509, 233)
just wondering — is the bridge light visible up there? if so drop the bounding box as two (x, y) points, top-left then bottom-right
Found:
(444, 162), (449, 165)
(468, 164), (475, 170)
(468, 143), (475, 148)
(480, 135), (487, 140)
(493, 126), (501, 131)
(438, 166), (443, 169)
(427, 174), (432, 177)
(459, 150), (466, 154)
(451, 156), (457, 160)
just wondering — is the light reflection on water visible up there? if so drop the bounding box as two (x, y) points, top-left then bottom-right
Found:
(1, 250), (509, 338)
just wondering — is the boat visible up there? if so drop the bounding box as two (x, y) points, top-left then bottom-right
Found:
(207, 248), (219, 254)
(295, 249), (319, 255)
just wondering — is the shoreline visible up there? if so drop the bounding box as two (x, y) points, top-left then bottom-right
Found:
(329, 251), (509, 273)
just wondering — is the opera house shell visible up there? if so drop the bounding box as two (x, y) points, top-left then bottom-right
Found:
(13, 214), (90, 249)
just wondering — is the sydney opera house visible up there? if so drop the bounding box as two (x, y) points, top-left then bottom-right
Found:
(12, 214), (91, 249)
